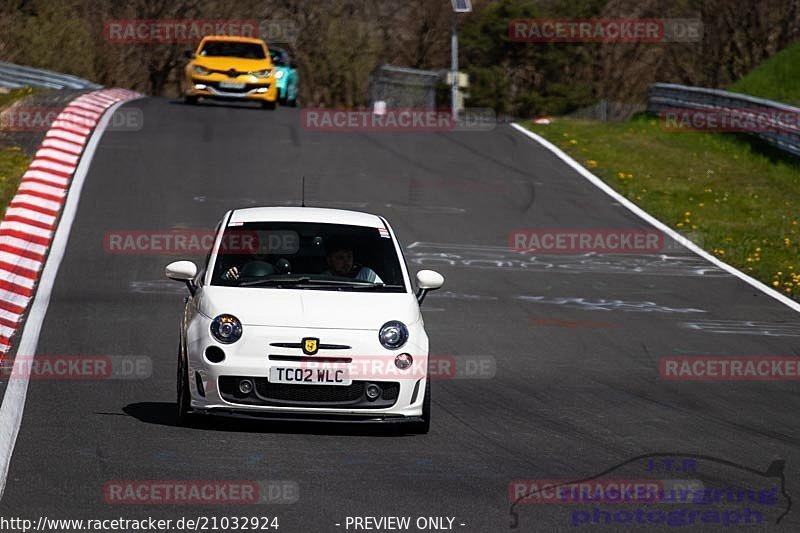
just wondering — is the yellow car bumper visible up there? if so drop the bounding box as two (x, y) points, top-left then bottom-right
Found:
(185, 74), (278, 102)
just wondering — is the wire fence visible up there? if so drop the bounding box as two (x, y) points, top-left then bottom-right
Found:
(568, 99), (646, 122)
(368, 65), (442, 110)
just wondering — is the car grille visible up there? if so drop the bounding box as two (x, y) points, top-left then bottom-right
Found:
(218, 376), (399, 409)
(203, 81), (270, 94)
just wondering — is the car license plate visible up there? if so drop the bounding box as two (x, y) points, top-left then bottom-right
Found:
(219, 81), (245, 89)
(269, 367), (351, 386)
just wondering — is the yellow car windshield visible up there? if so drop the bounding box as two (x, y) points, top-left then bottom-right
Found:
(199, 41), (265, 59)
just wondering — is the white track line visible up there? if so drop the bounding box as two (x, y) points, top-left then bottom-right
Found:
(510, 122), (800, 314)
(0, 97), (140, 500)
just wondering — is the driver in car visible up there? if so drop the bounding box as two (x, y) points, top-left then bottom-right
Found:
(222, 254), (274, 281)
(222, 233), (275, 281)
(323, 240), (383, 283)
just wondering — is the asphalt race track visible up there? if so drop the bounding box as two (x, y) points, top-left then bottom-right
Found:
(1, 98), (799, 531)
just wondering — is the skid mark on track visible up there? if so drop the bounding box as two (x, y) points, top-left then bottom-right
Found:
(517, 296), (707, 314)
(129, 280), (186, 294)
(407, 242), (727, 277)
(681, 320), (800, 337)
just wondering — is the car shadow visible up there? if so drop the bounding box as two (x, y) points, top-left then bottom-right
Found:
(122, 402), (417, 437)
(167, 99), (282, 111)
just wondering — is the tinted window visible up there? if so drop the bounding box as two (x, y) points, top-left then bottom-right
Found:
(200, 41), (266, 59)
(270, 49), (287, 66)
(210, 222), (406, 292)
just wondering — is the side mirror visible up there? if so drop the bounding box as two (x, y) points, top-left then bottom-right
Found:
(166, 260), (198, 295)
(415, 270), (444, 304)
(183, 50), (195, 59)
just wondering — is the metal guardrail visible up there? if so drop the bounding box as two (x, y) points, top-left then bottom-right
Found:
(0, 62), (101, 90)
(648, 82), (800, 157)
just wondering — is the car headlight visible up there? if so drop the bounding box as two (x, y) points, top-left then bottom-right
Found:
(210, 314), (242, 344)
(193, 65), (211, 76)
(379, 321), (408, 350)
(274, 70), (284, 79)
(251, 69), (271, 78)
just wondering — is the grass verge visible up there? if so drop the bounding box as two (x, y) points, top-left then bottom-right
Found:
(729, 42), (800, 107)
(0, 145), (30, 218)
(0, 146), (30, 218)
(0, 87), (34, 110)
(0, 88), (35, 217)
(524, 116), (800, 300)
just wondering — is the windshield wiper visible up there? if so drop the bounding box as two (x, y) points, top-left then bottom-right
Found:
(238, 277), (386, 288)
(342, 283), (405, 290)
(238, 276), (312, 287)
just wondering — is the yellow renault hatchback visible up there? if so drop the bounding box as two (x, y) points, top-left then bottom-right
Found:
(184, 36), (279, 109)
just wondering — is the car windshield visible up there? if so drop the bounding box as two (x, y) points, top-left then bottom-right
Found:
(210, 221), (407, 292)
(270, 49), (287, 66)
(199, 41), (266, 59)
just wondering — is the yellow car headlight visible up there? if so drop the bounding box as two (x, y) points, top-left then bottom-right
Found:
(251, 69), (272, 78)
(193, 65), (211, 76)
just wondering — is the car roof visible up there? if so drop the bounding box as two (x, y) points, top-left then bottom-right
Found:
(228, 207), (386, 228)
(200, 35), (267, 45)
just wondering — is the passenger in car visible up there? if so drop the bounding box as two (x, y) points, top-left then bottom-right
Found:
(322, 240), (383, 283)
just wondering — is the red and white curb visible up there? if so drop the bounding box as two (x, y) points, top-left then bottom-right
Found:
(0, 88), (141, 357)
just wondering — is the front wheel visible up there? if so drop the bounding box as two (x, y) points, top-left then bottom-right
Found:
(185, 95), (198, 105)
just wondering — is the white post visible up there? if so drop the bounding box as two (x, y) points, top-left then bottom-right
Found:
(451, 12), (458, 121)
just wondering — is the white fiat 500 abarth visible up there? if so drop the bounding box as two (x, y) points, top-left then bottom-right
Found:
(166, 207), (444, 433)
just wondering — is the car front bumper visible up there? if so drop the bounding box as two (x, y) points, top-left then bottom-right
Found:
(186, 75), (278, 102)
(185, 324), (428, 420)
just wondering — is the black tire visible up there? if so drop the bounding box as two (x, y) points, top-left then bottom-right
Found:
(288, 97), (297, 108)
(278, 95), (287, 106)
(261, 101), (276, 110)
(176, 341), (192, 426)
(408, 374), (431, 434)
(185, 95), (198, 105)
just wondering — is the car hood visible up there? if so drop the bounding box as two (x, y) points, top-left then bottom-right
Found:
(198, 286), (421, 330)
(193, 57), (272, 72)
